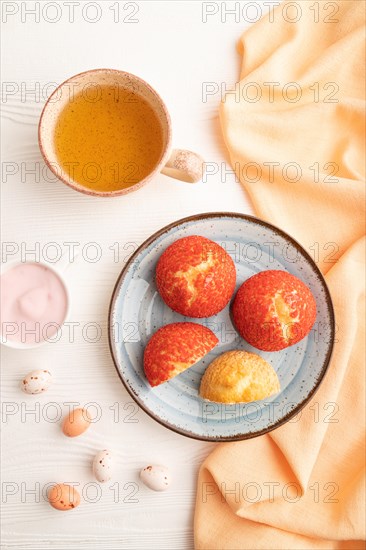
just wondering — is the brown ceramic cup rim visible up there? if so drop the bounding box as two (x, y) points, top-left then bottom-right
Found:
(38, 68), (172, 197)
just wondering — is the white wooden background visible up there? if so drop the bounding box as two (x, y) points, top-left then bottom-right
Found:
(1, 2), (277, 548)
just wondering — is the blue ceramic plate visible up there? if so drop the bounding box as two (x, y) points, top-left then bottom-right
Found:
(108, 213), (334, 441)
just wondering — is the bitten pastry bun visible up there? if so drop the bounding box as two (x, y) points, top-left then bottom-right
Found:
(156, 235), (236, 318)
(144, 322), (218, 387)
(199, 350), (280, 404)
(232, 270), (316, 351)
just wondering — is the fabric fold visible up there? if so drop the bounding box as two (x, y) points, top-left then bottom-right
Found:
(194, 1), (365, 548)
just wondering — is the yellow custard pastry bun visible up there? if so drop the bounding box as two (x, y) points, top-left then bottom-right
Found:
(199, 350), (280, 404)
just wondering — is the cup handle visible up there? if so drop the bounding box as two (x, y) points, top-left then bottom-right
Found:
(160, 149), (204, 183)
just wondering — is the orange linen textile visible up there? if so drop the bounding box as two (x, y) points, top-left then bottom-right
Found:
(195, 1), (365, 548)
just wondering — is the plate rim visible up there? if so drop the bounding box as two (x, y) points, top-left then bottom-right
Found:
(108, 212), (335, 441)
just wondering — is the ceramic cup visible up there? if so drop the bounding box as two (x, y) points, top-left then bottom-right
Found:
(38, 68), (204, 197)
(0, 259), (71, 350)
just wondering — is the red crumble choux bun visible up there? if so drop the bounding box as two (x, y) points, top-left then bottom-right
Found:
(144, 322), (218, 387)
(156, 235), (236, 318)
(232, 270), (316, 351)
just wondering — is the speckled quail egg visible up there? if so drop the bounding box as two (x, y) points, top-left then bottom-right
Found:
(62, 408), (91, 437)
(140, 465), (171, 491)
(48, 483), (80, 511)
(21, 369), (52, 394)
(93, 450), (113, 483)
